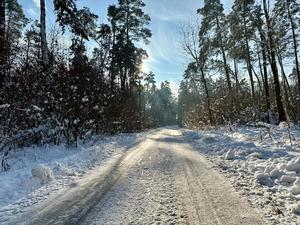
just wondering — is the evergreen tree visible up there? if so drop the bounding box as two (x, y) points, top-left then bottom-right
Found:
(40, 0), (49, 71)
(109, 0), (151, 91)
(274, 0), (300, 98)
(198, 0), (232, 93)
(263, 0), (286, 122)
(228, 0), (256, 100)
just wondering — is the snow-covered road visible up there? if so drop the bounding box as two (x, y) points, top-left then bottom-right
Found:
(8, 128), (268, 225)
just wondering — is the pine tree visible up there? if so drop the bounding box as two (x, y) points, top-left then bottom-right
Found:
(40, 0), (49, 71)
(274, 0), (300, 98)
(228, 0), (256, 100)
(0, 0), (27, 103)
(253, 6), (271, 122)
(111, 0), (151, 91)
(0, 0), (5, 95)
(198, 0), (232, 93)
(263, 0), (286, 122)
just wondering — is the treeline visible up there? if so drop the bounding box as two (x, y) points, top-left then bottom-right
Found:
(179, 0), (300, 128)
(0, 0), (176, 151)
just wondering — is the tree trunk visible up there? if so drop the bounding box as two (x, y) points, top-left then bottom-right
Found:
(215, 15), (232, 93)
(286, 0), (300, 97)
(257, 47), (264, 92)
(199, 66), (213, 125)
(233, 58), (239, 93)
(242, 2), (255, 100)
(110, 28), (116, 92)
(0, 0), (4, 35)
(260, 33), (271, 123)
(251, 65), (262, 94)
(278, 55), (291, 110)
(40, 0), (49, 71)
(263, 0), (286, 122)
(24, 35), (30, 77)
(277, 51), (293, 102)
(123, 0), (130, 92)
(0, 0), (5, 90)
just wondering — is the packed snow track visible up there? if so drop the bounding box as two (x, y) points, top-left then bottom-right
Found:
(8, 128), (268, 225)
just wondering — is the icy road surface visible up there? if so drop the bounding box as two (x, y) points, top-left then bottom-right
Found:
(9, 129), (268, 225)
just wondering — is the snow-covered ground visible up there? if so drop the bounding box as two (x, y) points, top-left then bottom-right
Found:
(184, 123), (300, 225)
(2, 125), (300, 224)
(0, 131), (147, 223)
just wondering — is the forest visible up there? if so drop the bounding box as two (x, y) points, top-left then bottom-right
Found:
(1, 1), (300, 224)
(179, 0), (300, 128)
(0, 0), (300, 152)
(0, 0), (177, 152)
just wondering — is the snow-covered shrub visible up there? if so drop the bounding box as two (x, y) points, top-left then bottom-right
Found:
(237, 107), (265, 124)
(31, 164), (54, 184)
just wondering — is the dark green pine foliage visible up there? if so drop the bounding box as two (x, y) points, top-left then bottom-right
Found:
(110, 0), (151, 91)
(273, 0), (300, 98)
(198, 0), (232, 93)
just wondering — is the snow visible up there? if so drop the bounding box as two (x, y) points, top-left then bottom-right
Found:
(225, 149), (235, 160)
(290, 203), (300, 215)
(31, 164), (54, 184)
(291, 178), (300, 195)
(1, 125), (300, 224)
(0, 131), (147, 223)
(184, 124), (300, 225)
(280, 175), (296, 184)
(286, 158), (300, 173)
(79, 128), (267, 225)
(80, 139), (188, 225)
(0, 104), (10, 109)
(254, 172), (273, 186)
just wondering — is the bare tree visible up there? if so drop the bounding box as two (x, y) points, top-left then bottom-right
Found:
(180, 22), (213, 125)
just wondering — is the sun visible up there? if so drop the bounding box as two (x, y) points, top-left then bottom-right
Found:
(138, 62), (149, 73)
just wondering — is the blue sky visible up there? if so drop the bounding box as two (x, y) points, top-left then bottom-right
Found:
(19, 0), (235, 92)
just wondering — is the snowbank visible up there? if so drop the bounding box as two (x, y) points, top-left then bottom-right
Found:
(291, 178), (300, 195)
(254, 172), (273, 186)
(225, 150), (235, 160)
(185, 125), (300, 225)
(31, 164), (54, 184)
(286, 158), (300, 173)
(0, 131), (147, 223)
